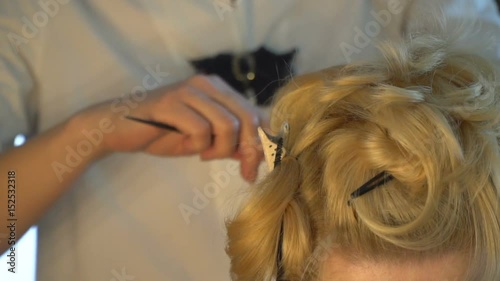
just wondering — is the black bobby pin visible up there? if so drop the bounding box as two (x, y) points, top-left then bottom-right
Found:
(274, 136), (286, 280)
(125, 115), (181, 133)
(276, 219), (286, 281)
(348, 171), (394, 206)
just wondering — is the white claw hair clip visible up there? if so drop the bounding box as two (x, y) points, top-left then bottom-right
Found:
(257, 122), (289, 171)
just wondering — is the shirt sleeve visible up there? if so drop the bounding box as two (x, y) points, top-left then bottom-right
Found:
(0, 2), (39, 152)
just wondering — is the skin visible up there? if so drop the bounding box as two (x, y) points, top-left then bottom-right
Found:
(0, 74), (267, 254)
(321, 249), (469, 281)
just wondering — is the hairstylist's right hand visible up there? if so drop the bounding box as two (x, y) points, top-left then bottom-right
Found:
(73, 74), (266, 183)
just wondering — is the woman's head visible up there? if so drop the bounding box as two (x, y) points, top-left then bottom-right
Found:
(226, 33), (500, 281)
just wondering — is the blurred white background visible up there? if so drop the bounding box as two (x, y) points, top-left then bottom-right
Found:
(0, 222), (37, 280)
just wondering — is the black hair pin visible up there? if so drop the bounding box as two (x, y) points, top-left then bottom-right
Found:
(125, 115), (181, 133)
(348, 171), (394, 206)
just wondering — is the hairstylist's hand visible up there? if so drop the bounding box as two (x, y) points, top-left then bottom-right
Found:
(75, 74), (267, 182)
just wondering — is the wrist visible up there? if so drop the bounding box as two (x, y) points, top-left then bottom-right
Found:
(62, 111), (112, 163)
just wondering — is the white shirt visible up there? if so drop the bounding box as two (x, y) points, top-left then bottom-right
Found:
(0, 1), (498, 280)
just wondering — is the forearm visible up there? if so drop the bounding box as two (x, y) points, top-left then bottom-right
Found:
(0, 115), (106, 254)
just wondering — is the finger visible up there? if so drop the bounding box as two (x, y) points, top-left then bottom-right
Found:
(142, 131), (188, 156)
(258, 107), (271, 129)
(190, 75), (263, 182)
(231, 137), (265, 181)
(232, 135), (264, 182)
(181, 86), (240, 159)
(149, 103), (212, 155)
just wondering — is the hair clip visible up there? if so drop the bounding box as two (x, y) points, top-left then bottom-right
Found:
(257, 123), (291, 281)
(257, 122), (289, 171)
(348, 171), (394, 206)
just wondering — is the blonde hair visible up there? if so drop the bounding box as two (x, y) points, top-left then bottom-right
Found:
(226, 33), (500, 281)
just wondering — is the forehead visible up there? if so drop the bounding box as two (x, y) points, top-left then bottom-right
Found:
(320, 250), (469, 281)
